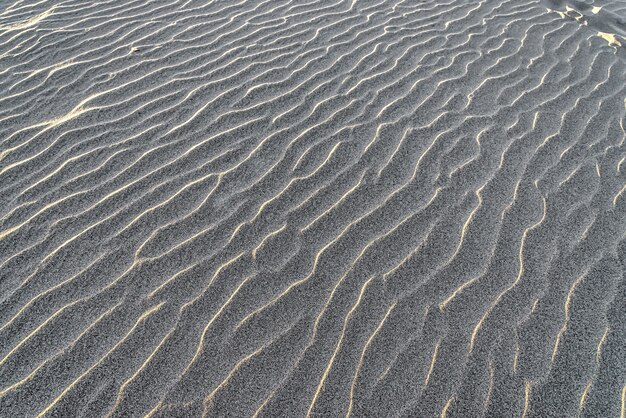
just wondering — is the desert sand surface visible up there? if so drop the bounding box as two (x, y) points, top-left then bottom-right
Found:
(1, 0), (626, 417)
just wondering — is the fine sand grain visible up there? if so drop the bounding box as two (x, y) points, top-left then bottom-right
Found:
(1, 0), (626, 417)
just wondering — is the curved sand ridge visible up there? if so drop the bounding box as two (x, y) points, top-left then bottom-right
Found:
(1, 0), (626, 417)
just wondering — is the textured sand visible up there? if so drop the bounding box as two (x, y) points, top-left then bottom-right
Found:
(1, 0), (626, 417)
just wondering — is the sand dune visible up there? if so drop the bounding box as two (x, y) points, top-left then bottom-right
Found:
(1, 0), (626, 417)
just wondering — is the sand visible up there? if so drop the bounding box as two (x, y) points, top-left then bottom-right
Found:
(1, 0), (626, 417)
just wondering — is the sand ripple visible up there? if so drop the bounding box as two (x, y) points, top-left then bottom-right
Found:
(1, 0), (626, 417)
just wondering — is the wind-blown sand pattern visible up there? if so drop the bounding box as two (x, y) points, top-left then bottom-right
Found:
(1, 0), (626, 416)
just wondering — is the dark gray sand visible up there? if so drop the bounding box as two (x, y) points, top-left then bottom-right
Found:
(1, 0), (626, 417)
